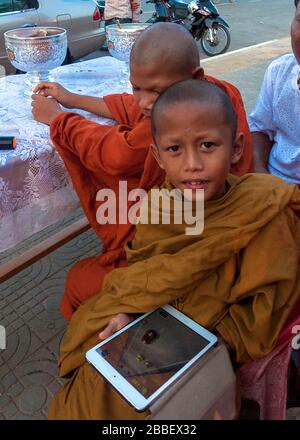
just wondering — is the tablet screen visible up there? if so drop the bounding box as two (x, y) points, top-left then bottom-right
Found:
(96, 307), (210, 398)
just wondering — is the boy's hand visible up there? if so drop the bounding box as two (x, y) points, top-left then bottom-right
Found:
(99, 313), (133, 340)
(31, 94), (63, 126)
(33, 82), (75, 108)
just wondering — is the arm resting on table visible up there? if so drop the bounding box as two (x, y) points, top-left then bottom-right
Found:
(66, 94), (113, 119)
(50, 112), (151, 176)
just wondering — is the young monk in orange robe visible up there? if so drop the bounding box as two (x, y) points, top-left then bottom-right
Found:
(48, 80), (300, 420)
(31, 23), (253, 320)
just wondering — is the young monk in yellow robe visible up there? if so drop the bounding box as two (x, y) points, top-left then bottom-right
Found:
(31, 23), (253, 320)
(48, 79), (300, 420)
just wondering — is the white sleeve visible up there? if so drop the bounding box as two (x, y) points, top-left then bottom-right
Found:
(248, 64), (276, 142)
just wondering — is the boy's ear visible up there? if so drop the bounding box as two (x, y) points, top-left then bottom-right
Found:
(192, 66), (204, 80)
(231, 132), (244, 165)
(150, 143), (165, 169)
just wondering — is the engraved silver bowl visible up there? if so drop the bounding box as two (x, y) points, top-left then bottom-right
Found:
(106, 23), (150, 63)
(4, 27), (67, 95)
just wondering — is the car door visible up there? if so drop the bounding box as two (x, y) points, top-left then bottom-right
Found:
(59, 0), (103, 60)
(0, 0), (40, 74)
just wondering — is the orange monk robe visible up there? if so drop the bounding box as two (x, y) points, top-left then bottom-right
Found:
(48, 174), (300, 420)
(50, 77), (253, 319)
(50, 94), (164, 318)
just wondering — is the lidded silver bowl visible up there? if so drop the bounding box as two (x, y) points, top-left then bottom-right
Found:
(106, 23), (150, 63)
(4, 27), (67, 95)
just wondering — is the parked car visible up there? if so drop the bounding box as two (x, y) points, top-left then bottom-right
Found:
(0, 0), (105, 74)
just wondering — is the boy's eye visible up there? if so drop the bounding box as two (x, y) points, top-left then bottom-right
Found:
(201, 142), (214, 150)
(167, 145), (180, 152)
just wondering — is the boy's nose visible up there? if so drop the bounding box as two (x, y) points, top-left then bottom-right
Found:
(184, 152), (204, 171)
(139, 94), (154, 112)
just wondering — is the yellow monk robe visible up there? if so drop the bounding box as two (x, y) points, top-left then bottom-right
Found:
(48, 173), (300, 419)
(50, 77), (253, 320)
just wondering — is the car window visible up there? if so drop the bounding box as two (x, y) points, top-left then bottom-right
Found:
(0, 1), (13, 14)
(13, 0), (36, 11)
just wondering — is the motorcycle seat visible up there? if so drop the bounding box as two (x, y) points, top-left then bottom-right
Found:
(168, 0), (190, 9)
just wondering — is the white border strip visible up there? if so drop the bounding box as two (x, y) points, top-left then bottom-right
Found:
(201, 39), (279, 63)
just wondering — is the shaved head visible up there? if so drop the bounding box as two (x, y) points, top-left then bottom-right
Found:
(151, 79), (237, 140)
(130, 22), (200, 75)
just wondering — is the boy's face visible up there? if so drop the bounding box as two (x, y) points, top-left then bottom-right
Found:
(130, 62), (203, 116)
(151, 101), (243, 202)
(291, 4), (300, 64)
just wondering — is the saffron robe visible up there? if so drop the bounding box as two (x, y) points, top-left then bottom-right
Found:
(50, 76), (253, 319)
(48, 174), (300, 419)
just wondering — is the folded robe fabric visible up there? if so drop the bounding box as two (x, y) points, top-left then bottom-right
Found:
(50, 77), (253, 319)
(49, 174), (300, 419)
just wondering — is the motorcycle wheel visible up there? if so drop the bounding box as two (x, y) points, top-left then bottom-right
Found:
(200, 23), (231, 56)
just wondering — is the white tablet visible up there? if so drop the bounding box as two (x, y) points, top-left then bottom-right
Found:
(86, 305), (218, 412)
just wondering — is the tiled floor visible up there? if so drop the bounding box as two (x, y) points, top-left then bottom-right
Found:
(0, 227), (101, 419)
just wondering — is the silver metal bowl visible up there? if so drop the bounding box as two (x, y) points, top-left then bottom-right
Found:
(4, 27), (67, 95)
(106, 23), (150, 63)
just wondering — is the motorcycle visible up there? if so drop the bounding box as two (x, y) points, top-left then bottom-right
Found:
(92, 0), (230, 56)
(146, 0), (231, 56)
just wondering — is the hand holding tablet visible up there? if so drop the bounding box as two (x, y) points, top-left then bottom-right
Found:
(99, 313), (133, 340)
(86, 305), (218, 412)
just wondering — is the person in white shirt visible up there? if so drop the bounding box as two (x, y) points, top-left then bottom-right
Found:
(104, 0), (140, 25)
(248, 0), (300, 184)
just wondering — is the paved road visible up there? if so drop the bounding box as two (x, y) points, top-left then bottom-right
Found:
(82, 0), (295, 61)
(217, 0), (294, 52)
(141, 0), (295, 54)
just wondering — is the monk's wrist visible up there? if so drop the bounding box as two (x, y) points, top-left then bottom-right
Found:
(48, 109), (64, 125)
(64, 92), (82, 109)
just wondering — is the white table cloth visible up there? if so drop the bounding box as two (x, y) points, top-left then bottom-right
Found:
(0, 56), (128, 253)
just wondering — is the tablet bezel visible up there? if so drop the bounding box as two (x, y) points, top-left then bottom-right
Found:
(85, 304), (218, 412)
